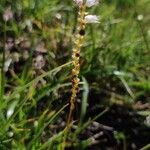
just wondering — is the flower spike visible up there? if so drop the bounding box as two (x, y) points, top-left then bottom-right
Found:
(66, 0), (100, 134)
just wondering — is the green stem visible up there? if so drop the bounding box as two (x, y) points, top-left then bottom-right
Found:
(0, 21), (6, 100)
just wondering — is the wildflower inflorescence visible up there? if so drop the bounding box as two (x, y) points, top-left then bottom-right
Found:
(67, 0), (99, 127)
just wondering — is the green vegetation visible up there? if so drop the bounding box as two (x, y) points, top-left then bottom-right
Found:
(0, 0), (149, 149)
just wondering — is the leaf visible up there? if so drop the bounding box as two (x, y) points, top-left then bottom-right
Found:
(28, 103), (69, 149)
(79, 77), (89, 125)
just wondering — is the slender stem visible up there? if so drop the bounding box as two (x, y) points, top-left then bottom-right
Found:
(0, 21), (6, 100)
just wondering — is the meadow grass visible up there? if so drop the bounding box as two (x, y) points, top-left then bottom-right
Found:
(0, 0), (149, 149)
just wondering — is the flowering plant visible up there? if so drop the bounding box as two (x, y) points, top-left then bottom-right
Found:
(67, 0), (100, 128)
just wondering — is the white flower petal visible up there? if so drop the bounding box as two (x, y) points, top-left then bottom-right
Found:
(86, 0), (99, 7)
(85, 15), (99, 23)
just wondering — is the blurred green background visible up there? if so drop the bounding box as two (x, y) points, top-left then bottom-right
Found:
(0, 0), (150, 149)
